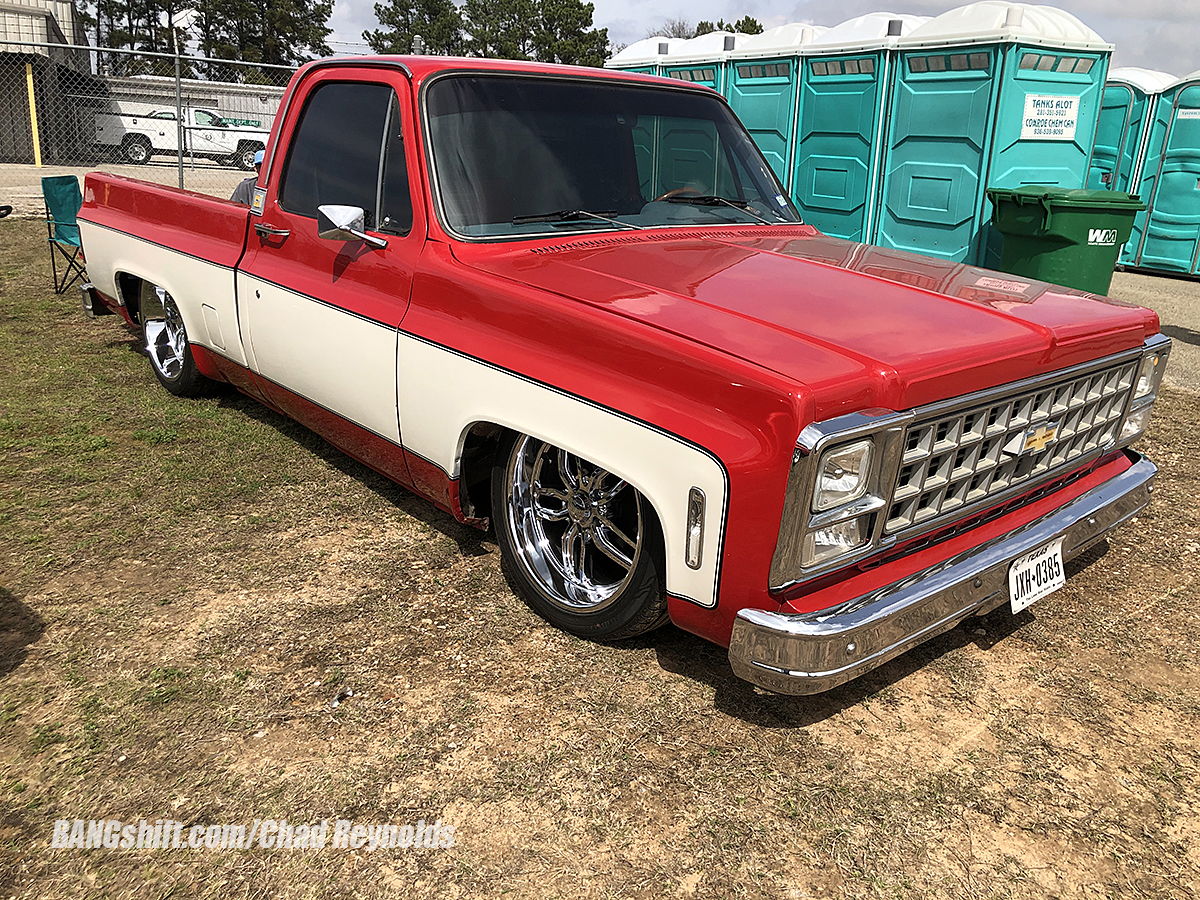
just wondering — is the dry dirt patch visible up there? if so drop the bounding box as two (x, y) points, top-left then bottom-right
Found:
(1, 219), (1198, 898)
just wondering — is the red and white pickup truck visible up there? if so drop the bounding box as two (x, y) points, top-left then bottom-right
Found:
(77, 56), (1170, 695)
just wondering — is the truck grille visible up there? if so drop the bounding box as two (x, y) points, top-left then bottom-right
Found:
(885, 359), (1138, 534)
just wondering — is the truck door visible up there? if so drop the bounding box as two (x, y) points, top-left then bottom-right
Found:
(190, 108), (226, 157)
(236, 65), (423, 483)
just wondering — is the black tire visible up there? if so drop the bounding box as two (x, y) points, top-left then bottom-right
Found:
(492, 432), (668, 640)
(139, 284), (211, 398)
(235, 144), (261, 171)
(121, 136), (151, 165)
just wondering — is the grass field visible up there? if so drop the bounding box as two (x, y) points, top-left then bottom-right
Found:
(1, 218), (1198, 898)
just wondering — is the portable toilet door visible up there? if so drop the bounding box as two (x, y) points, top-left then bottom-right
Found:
(661, 32), (743, 94)
(1130, 71), (1200, 275)
(605, 37), (682, 75)
(877, 2), (1112, 267)
(726, 24), (826, 190)
(727, 25), (826, 189)
(791, 13), (928, 243)
(1087, 69), (1176, 194)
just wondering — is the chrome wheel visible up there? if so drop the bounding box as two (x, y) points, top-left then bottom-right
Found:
(505, 437), (644, 612)
(144, 288), (187, 383)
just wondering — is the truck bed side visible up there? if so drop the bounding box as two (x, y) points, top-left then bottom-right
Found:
(79, 173), (253, 370)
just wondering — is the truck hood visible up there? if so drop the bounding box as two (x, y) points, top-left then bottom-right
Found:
(451, 228), (1159, 419)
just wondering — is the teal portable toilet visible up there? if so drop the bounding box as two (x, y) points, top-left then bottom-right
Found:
(876, 2), (1112, 267)
(1128, 70), (1200, 275)
(1087, 68), (1176, 195)
(726, 24), (827, 188)
(661, 32), (745, 94)
(790, 13), (928, 242)
(604, 37), (686, 75)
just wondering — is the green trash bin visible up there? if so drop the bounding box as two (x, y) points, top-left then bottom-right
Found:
(986, 186), (1146, 296)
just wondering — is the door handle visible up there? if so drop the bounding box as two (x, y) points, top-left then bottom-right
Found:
(254, 223), (290, 238)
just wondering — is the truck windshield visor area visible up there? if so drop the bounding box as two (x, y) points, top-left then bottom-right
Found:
(425, 75), (801, 238)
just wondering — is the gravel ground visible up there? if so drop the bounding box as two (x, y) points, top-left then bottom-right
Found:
(1110, 269), (1200, 391)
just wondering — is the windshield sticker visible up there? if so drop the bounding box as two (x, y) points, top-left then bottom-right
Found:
(776, 195), (788, 207)
(975, 275), (1032, 293)
(251, 187), (266, 216)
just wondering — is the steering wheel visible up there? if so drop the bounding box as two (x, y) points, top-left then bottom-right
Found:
(652, 187), (703, 202)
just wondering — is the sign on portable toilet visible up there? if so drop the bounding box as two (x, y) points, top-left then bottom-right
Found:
(726, 24), (827, 189)
(791, 12), (928, 243)
(876, 2), (1112, 267)
(605, 37), (685, 75)
(1088, 68), (1176, 197)
(660, 32), (745, 94)
(1129, 69), (1200, 275)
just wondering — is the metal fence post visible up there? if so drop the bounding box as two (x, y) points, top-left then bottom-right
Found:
(174, 38), (184, 189)
(25, 62), (43, 167)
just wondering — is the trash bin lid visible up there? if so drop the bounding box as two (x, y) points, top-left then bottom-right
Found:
(986, 185), (1146, 210)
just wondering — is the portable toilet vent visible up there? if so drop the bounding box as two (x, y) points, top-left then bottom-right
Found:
(1128, 70), (1200, 275)
(1088, 68), (1176, 195)
(726, 24), (828, 187)
(605, 37), (686, 75)
(661, 32), (745, 94)
(790, 13), (929, 242)
(876, 2), (1112, 267)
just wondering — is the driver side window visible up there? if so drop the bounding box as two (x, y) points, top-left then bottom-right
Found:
(279, 81), (412, 234)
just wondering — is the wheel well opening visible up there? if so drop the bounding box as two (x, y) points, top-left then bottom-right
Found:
(116, 273), (143, 322)
(457, 424), (669, 582)
(458, 422), (509, 524)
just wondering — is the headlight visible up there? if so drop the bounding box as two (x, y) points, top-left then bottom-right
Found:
(812, 439), (874, 511)
(1120, 337), (1171, 448)
(802, 516), (869, 567)
(1120, 406), (1152, 443)
(1134, 352), (1165, 399)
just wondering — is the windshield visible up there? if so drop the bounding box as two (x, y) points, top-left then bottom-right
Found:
(425, 75), (802, 238)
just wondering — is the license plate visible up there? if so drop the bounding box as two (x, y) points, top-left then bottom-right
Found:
(1008, 538), (1065, 613)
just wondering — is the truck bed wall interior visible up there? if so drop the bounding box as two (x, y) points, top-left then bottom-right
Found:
(726, 24), (826, 190)
(875, 3), (1112, 267)
(789, 15), (927, 243)
(1130, 76), (1200, 275)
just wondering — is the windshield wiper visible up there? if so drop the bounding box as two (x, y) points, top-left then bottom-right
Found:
(664, 194), (782, 225)
(512, 209), (643, 230)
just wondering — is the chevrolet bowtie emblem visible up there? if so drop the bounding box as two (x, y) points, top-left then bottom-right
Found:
(1022, 423), (1059, 454)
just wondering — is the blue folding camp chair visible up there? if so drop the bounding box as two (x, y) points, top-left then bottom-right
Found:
(42, 175), (86, 294)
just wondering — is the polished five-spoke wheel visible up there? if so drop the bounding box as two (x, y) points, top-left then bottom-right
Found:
(493, 434), (667, 639)
(141, 285), (211, 397)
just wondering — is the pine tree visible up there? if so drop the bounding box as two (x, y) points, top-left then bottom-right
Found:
(364, 0), (464, 55)
(461, 0), (536, 60)
(532, 0), (608, 67)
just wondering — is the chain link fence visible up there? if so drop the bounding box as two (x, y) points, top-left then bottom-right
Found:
(0, 38), (296, 214)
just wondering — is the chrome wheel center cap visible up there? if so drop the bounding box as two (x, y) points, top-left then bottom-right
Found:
(569, 492), (591, 524)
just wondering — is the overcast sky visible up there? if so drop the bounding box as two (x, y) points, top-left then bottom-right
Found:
(327, 1), (1200, 79)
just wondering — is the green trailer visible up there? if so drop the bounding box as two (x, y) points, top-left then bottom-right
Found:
(1127, 70), (1200, 276)
(875, 2), (1111, 267)
(790, 13), (928, 243)
(726, 23), (826, 189)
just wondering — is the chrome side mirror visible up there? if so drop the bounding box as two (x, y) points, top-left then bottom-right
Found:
(316, 205), (387, 250)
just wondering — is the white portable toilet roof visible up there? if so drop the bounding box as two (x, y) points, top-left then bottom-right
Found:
(605, 36), (685, 68)
(728, 23), (828, 60)
(898, 2), (1112, 52)
(663, 31), (744, 65)
(1107, 67), (1177, 95)
(802, 13), (929, 55)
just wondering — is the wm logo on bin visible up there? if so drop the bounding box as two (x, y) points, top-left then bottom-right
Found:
(1087, 228), (1118, 246)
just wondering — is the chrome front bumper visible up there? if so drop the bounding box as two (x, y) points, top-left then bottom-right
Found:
(729, 454), (1156, 695)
